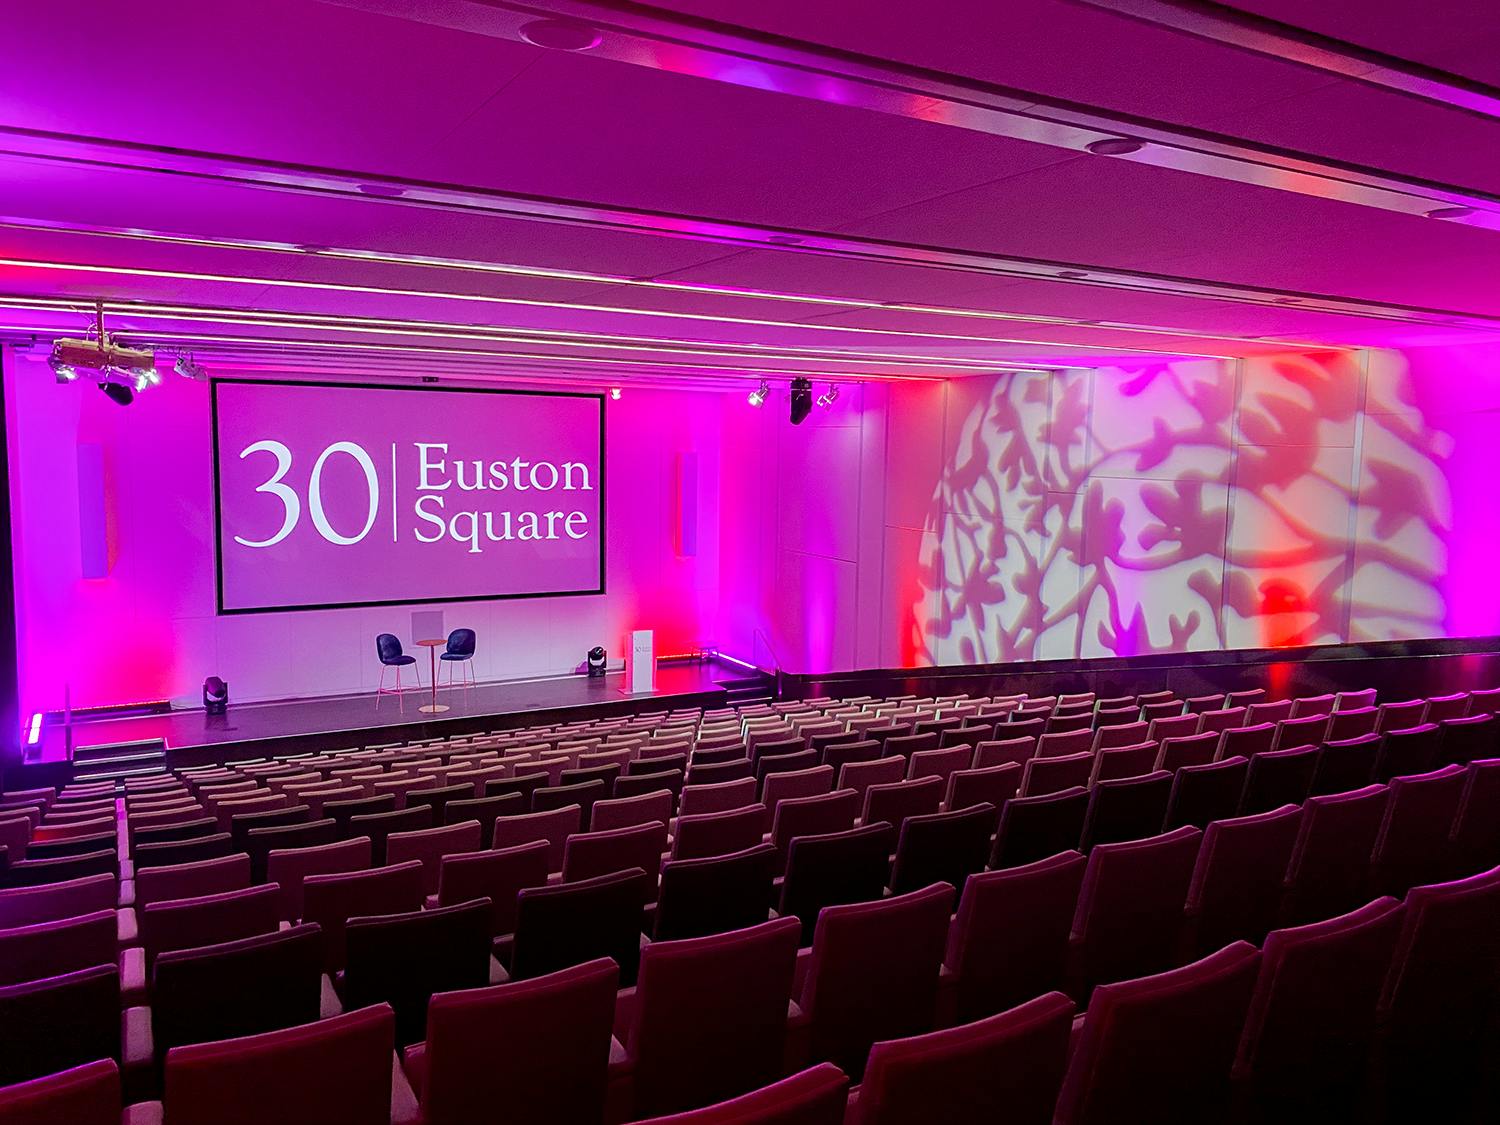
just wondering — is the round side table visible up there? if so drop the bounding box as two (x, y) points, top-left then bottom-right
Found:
(415, 638), (449, 714)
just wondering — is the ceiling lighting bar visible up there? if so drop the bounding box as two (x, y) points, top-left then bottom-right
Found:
(1069, 0), (1500, 121)
(317, 0), (1500, 229)
(0, 261), (1254, 358)
(0, 216), (1419, 344)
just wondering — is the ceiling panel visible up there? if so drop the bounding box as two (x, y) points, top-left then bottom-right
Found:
(838, 155), (1500, 315)
(425, 49), (1077, 230)
(1225, 1), (1500, 86)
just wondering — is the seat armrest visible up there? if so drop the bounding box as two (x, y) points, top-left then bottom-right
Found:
(390, 1051), (423, 1125)
(118, 879), (137, 909)
(612, 985), (638, 1043)
(319, 974), (344, 1018)
(117, 907), (139, 947)
(122, 1102), (165, 1125)
(122, 1003), (155, 1102)
(401, 1042), (427, 1099)
(487, 955), (510, 985)
(792, 946), (813, 996)
(120, 946), (148, 1007)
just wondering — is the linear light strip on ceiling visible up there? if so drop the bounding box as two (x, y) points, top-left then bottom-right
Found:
(1, 132), (1489, 336)
(0, 324), (971, 382)
(0, 292), (1176, 369)
(0, 257), (1248, 360)
(322, 0), (1500, 227)
(0, 216), (1390, 346)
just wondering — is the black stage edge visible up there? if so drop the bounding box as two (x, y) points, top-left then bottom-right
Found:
(780, 635), (1500, 708)
(21, 659), (770, 788)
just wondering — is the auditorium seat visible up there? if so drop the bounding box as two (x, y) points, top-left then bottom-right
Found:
(1289, 693), (1335, 719)
(1368, 763), (1467, 896)
(1020, 752), (1092, 797)
(1184, 804), (1301, 957)
(1198, 706), (1247, 734)
(779, 823), (894, 945)
(150, 925), (329, 1061)
(1376, 698), (1428, 732)
(562, 821), (667, 902)
(678, 777), (757, 818)
(1068, 826), (1201, 998)
(482, 772), (550, 808)
(655, 844), (778, 941)
(1309, 733), (1381, 796)
(944, 761), (1020, 813)
(1035, 729), (1091, 758)
(837, 756), (906, 806)
(301, 861), (426, 973)
(850, 991), (1074, 1125)
(1325, 706), (1379, 742)
(125, 1004), (403, 1125)
(619, 917), (801, 1118)
(1451, 758), (1500, 875)
(672, 803), (767, 861)
(990, 787), (1088, 870)
(889, 803), (996, 899)
(1216, 722), (1276, 762)
(0, 909), (116, 987)
(860, 777), (943, 837)
(1437, 713), (1498, 767)
(1155, 731), (1219, 772)
(324, 793), (397, 837)
(1055, 942), (1261, 1125)
(1079, 770), (1172, 849)
(1233, 898), (1405, 1120)
(1273, 714), (1330, 752)
(1282, 784), (1389, 925)
(1238, 745), (1317, 815)
(340, 899), (493, 1046)
(1376, 864), (1500, 1121)
(972, 736), (1036, 769)
(1423, 692), (1471, 724)
(0, 1058), (120, 1125)
(1156, 752), (1243, 830)
(591, 788), (673, 832)
(1147, 714), (1202, 745)
(265, 836), (369, 921)
(1184, 694), (1226, 714)
(628, 1063), (848, 1125)
(768, 790), (859, 868)
(761, 766), (836, 830)
(384, 820), (483, 896)
(403, 959), (616, 1125)
(510, 868), (649, 985)
(792, 883), (951, 1081)
(434, 840), (548, 940)
(687, 759), (754, 786)
(490, 804), (580, 873)
(1334, 688), (1378, 712)
(1246, 699), (1293, 726)
(3, 852), (117, 888)
(939, 851), (1086, 1025)
(128, 884), (282, 1002)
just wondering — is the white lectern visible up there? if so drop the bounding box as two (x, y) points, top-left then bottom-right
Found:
(624, 629), (656, 695)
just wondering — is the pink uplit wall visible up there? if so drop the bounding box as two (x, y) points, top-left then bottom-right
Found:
(720, 346), (1500, 673)
(4, 349), (721, 711)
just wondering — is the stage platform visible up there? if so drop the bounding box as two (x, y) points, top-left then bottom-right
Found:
(24, 659), (769, 783)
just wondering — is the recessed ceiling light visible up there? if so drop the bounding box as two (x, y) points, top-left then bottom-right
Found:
(520, 19), (602, 51)
(1272, 297), (1302, 305)
(768, 234), (804, 246)
(357, 183), (407, 198)
(1425, 205), (1474, 220)
(1057, 270), (1089, 279)
(1086, 138), (1145, 156)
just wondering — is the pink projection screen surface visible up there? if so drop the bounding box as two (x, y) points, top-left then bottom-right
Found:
(212, 380), (605, 613)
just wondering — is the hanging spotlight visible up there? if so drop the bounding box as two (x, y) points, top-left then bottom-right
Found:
(789, 377), (813, 425)
(48, 353), (77, 383)
(173, 352), (208, 381)
(816, 384), (840, 409)
(98, 380), (134, 407)
(49, 303), (159, 398)
(747, 380), (770, 407)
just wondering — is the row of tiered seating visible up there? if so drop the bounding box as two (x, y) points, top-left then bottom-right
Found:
(0, 682), (1496, 1122)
